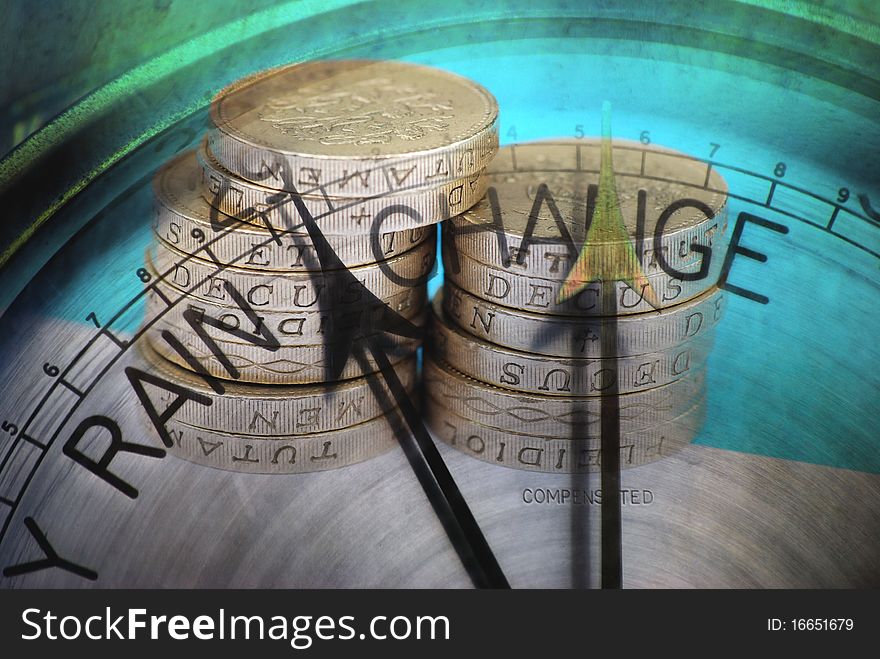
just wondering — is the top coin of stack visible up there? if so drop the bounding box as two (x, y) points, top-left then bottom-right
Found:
(135, 60), (499, 473)
(207, 59), (499, 232)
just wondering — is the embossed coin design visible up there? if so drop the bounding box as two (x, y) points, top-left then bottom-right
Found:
(153, 150), (435, 270)
(209, 60), (499, 195)
(139, 343), (417, 436)
(148, 238), (435, 311)
(164, 416), (400, 474)
(425, 399), (707, 473)
(199, 141), (488, 233)
(423, 357), (705, 437)
(445, 249), (724, 316)
(146, 316), (423, 385)
(428, 296), (711, 395)
(147, 285), (426, 348)
(439, 284), (724, 358)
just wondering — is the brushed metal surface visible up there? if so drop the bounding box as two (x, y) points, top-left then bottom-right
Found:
(0, 318), (877, 588)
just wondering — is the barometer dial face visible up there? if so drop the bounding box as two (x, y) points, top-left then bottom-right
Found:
(0, 3), (878, 587)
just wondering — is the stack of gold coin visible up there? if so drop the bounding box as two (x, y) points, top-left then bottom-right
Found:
(425, 139), (730, 472)
(135, 60), (499, 473)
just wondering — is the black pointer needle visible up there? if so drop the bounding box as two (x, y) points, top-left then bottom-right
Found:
(353, 341), (509, 588)
(286, 184), (510, 589)
(599, 285), (622, 588)
(558, 102), (651, 588)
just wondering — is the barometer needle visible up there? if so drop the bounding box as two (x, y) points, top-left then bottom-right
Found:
(288, 187), (510, 589)
(559, 102), (657, 588)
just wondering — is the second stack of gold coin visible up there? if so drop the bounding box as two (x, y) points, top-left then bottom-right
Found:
(426, 139), (730, 472)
